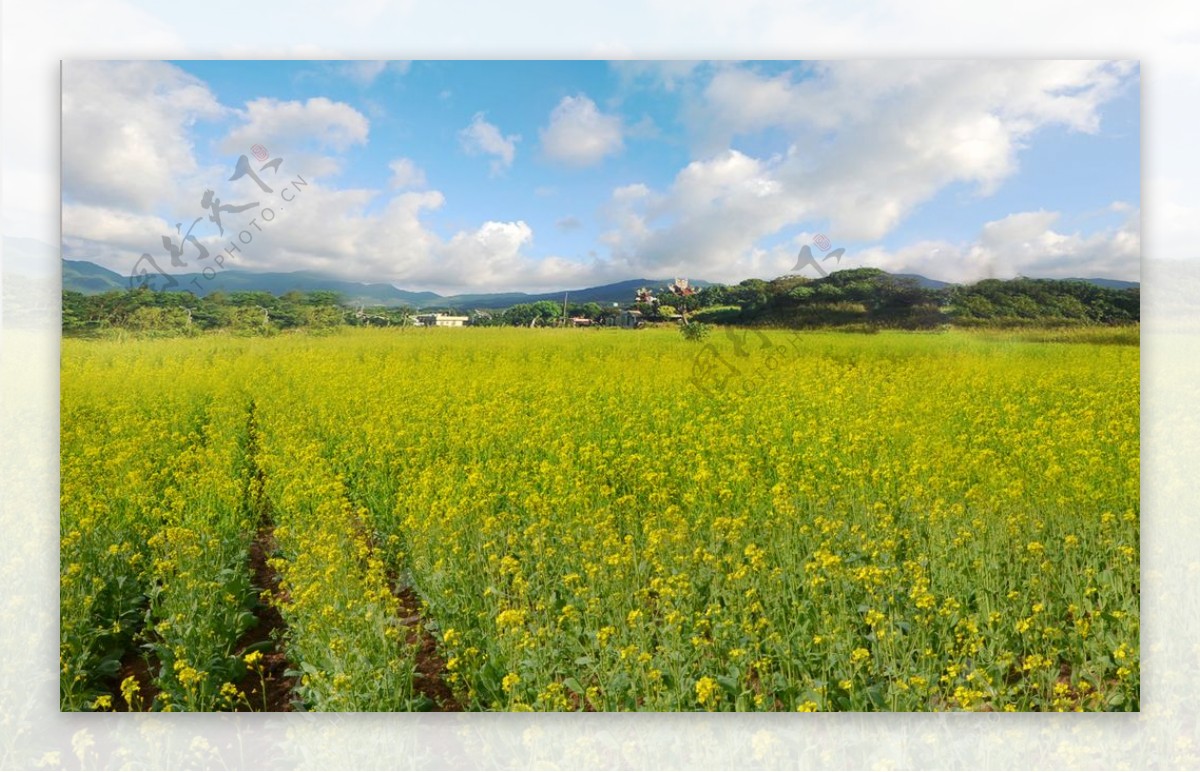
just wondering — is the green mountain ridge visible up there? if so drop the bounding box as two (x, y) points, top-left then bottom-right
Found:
(60, 260), (718, 309)
(60, 259), (1139, 309)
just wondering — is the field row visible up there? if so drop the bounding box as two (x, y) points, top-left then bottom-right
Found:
(61, 328), (1140, 711)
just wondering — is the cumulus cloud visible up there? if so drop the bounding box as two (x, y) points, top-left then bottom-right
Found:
(60, 63), (579, 293)
(540, 95), (624, 167)
(856, 208), (1141, 283)
(62, 61), (226, 211)
(61, 203), (178, 270)
(436, 221), (535, 285)
(63, 179), (603, 294)
(62, 168), (614, 292)
(459, 113), (519, 174)
(62, 203), (172, 246)
(683, 60), (1134, 241)
(388, 157), (426, 189)
(61, 59), (1139, 294)
(600, 150), (805, 279)
(224, 97), (370, 154)
(597, 60), (1136, 281)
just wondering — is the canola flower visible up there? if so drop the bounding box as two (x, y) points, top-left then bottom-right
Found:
(60, 327), (1139, 711)
(142, 397), (258, 711)
(254, 410), (422, 711)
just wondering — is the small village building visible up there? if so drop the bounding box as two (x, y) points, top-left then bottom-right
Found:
(415, 313), (470, 327)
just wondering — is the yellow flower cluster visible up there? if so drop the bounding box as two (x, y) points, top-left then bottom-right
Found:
(61, 344), (256, 710)
(60, 327), (1139, 712)
(257, 416), (422, 711)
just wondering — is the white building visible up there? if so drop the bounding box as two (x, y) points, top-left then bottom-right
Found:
(415, 313), (470, 327)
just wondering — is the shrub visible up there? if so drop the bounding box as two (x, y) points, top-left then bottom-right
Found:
(680, 321), (711, 341)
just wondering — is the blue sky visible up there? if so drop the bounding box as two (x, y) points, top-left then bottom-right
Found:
(168, 61), (696, 264)
(61, 60), (1140, 291)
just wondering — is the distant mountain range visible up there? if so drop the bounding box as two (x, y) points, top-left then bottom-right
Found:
(61, 260), (715, 309)
(62, 259), (439, 305)
(59, 258), (1138, 310)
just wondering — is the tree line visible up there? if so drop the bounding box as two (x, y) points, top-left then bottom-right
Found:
(62, 270), (1138, 336)
(691, 269), (1138, 328)
(62, 289), (389, 336)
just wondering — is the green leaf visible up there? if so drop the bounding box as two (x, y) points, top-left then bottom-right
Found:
(95, 657), (122, 678)
(607, 672), (632, 693)
(236, 610), (258, 633)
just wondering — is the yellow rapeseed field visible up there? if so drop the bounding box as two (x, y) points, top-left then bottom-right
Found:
(60, 326), (1139, 711)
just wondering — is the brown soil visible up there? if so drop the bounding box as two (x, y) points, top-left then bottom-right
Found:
(232, 526), (295, 711)
(112, 647), (160, 712)
(392, 583), (463, 711)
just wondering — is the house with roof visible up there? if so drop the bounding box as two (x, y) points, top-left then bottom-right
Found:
(415, 313), (470, 327)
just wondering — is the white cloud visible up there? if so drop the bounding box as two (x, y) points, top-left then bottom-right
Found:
(600, 182), (655, 255)
(539, 95), (624, 167)
(595, 60), (1136, 282)
(601, 150), (805, 280)
(626, 115), (661, 140)
(224, 97), (370, 154)
(216, 97), (370, 188)
(612, 183), (651, 202)
(4, 3), (195, 238)
(458, 113), (519, 174)
(685, 60), (1134, 241)
(60, 62), (560, 292)
(436, 221), (535, 285)
(610, 61), (703, 93)
(61, 61), (225, 211)
(342, 60), (387, 85)
(978, 210), (1062, 250)
(62, 203), (172, 245)
(301, 198), (603, 291)
(59, 59), (1140, 294)
(61, 63), (594, 293)
(388, 158), (426, 189)
(556, 216), (583, 231)
(61, 203), (177, 271)
(62, 177), (609, 294)
(857, 208), (1141, 283)
(337, 60), (409, 85)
